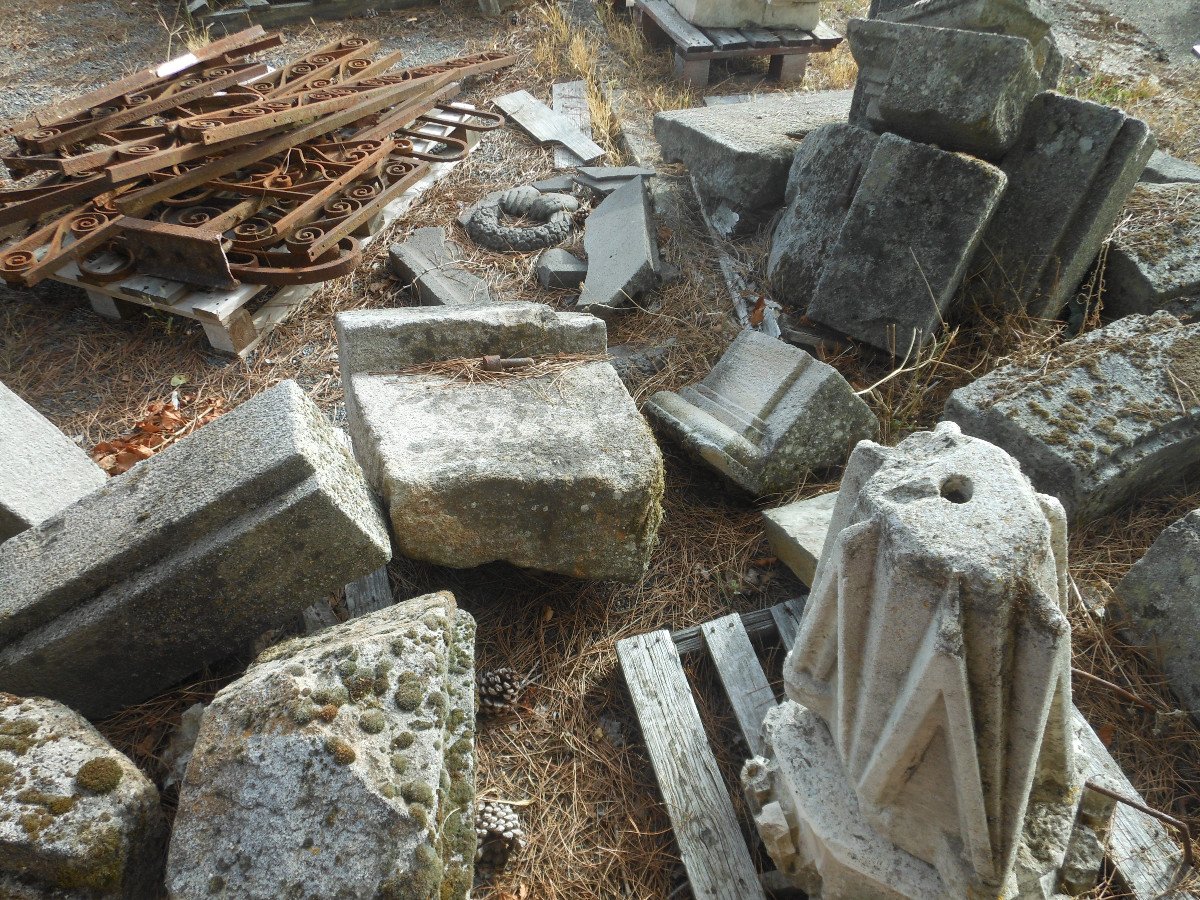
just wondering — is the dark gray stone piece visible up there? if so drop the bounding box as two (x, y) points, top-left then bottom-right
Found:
(1105, 183), (1200, 318)
(573, 166), (657, 197)
(389, 226), (493, 307)
(576, 177), (661, 319)
(1140, 149), (1200, 185)
(535, 248), (587, 289)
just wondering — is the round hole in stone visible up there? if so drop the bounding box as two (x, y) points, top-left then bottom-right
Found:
(939, 475), (973, 504)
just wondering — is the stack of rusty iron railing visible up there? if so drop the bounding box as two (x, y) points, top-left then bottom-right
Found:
(0, 27), (512, 290)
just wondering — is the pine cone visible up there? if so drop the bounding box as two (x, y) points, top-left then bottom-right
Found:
(475, 800), (525, 873)
(476, 667), (532, 712)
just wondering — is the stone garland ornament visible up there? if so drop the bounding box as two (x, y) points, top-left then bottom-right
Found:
(465, 185), (580, 252)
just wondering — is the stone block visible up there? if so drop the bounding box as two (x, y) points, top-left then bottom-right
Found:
(848, 18), (1041, 160)
(767, 123), (880, 309)
(576, 177), (661, 319)
(1116, 510), (1200, 723)
(668, 0), (818, 30)
(0, 380), (392, 718)
(644, 331), (877, 495)
(969, 91), (1155, 320)
(1140, 149), (1200, 185)
(653, 91), (853, 225)
(535, 248), (587, 290)
(337, 304), (664, 581)
(944, 312), (1200, 523)
(388, 226), (493, 307)
(1104, 183), (1200, 318)
(167, 592), (476, 900)
(0, 694), (166, 898)
(806, 132), (1007, 353)
(0, 381), (107, 544)
(761, 490), (837, 587)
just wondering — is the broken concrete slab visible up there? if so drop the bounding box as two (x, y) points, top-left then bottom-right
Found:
(0, 693), (166, 898)
(0, 380), (107, 544)
(969, 91), (1156, 320)
(337, 303), (664, 581)
(806, 132), (1007, 353)
(576, 177), (661, 319)
(848, 18), (1041, 160)
(535, 248), (587, 290)
(1104, 182), (1200, 318)
(167, 592), (476, 899)
(944, 312), (1200, 523)
(644, 330), (877, 495)
(761, 490), (837, 587)
(1141, 149), (1200, 185)
(0, 380), (392, 718)
(1116, 510), (1200, 723)
(653, 91), (853, 227)
(389, 226), (493, 307)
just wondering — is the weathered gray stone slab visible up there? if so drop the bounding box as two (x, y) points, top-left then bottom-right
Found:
(767, 123), (880, 308)
(0, 380), (392, 717)
(389, 226), (493, 306)
(167, 592), (476, 900)
(653, 91), (853, 225)
(0, 381), (107, 544)
(1105, 183), (1200, 318)
(1117, 510), (1200, 724)
(644, 331), (877, 495)
(576, 177), (660, 319)
(574, 166), (657, 197)
(0, 694), (166, 898)
(969, 91), (1155, 320)
(337, 304), (664, 581)
(807, 132), (1007, 353)
(1141, 149), (1200, 185)
(535, 248), (587, 289)
(848, 18), (1040, 160)
(761, 490), (837, 587)
(944, 312), (1200, 523)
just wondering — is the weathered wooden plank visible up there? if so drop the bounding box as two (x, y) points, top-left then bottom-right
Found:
(705, 27), (749, 50)
(637, 0), (715, 54)
(771, 599), (806, 652)
(739, 27), (782, 48)
(344, 567), (393, 618)
(811, 20), (842, 47)
(674, 606), (778, 655)
(618, 630), (767, 900)
(773, 28), (816, 47)
(701, 614), (776, 756)
(551, 80), (593, 169)
(494, 90), (605, 164)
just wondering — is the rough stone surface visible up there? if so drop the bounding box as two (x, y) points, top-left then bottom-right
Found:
(767, 123), (880, 308)
(0, 694), (165, 899)
(761, 490), (837, 587)
(806, 132), (1007, 353)
(668, 0), (819, 30)
(167, 592), (476, 900)
(746, 422), (1087, 898)
(1104, 182), (1200, 318)
(1116, 510), (1200, 722)
(389, 226), (493, 306)
(608, 340), (676, 388)
(848, 18), (1041, 160)
(464, 186), (578, 252)
(653, 91), (853, 223)
(0, 381), (107, 544)
(944, 312), (1200, 523)
(969, 91), (1155, 320)
(0, 380), (392, 717)
(573, 166), (657, 197)
(576, 177), (661, 319)
(644, 331), (877, 495)
(1141, 149), (1200, 185)
(338, 304), (664, 581)
(535, 248), (587, 290)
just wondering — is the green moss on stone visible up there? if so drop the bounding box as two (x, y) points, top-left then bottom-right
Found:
(360, 710), (387, 734)
(394, 674), (424, 712)
(76, 757), (123, 794)
(325, 737), (357, 765)
(393, 732), (415, 750)
(402, 782), (435, 806)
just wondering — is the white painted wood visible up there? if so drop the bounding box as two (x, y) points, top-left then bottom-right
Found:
(494, 90), (605, 164)
(701, 614), (776, 757)
(551, 81), (593, 169)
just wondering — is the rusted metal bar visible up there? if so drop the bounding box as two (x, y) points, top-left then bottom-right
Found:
(481, 356), (535, 371)
(1084, 780), (1195, 871)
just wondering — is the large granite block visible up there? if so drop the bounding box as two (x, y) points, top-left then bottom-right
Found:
(0, 381), (107, 544)
(0, 380), (392, 717)
(1104, 183), (1200, 318)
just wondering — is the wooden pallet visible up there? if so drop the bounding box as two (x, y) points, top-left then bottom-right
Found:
(192, 0), (425, 34)
(618, 598), (1194, 900)
(48, 106), (485, 357)
(633, 0), (841, 86)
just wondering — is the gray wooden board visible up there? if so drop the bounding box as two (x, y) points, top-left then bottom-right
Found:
(551, 80), (593, 169)
(774, 28), (815, 47)
(706, 28), (749, 50)
(618, 630), (768, 900)
(344, 567), (392, 619)
(811, 20), (842, 46)
(673, 605), (778, 655)
(739, 26), (782, 48)
(638, 0), (714, 54)
(770, 598), (805, 651)
(701, 614), (776, 757)
(494, 90), (604, 164)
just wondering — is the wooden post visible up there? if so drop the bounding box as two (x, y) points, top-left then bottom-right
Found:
(768, 52), (808, 84)
(674, 52), (711, 86)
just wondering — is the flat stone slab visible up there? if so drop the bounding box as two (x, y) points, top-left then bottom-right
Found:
(0, 380), (392, 717)
(167, 592), (476, 899)
(536, 248), (587, 290)
(389, 226), (493, 307)
(337, 304), (664, 581)
(576, 177), (660, 319)
(0, 380), (107, 544)
(1141, 149), (1200, 185)
(653, 91), (853, 224)
(0, 694), (166, 897)
(645, 330), (877, 495)
(944, 312), (1200, 523)
(1105, 182), (1200, 318)
(761, 490), (837, 587)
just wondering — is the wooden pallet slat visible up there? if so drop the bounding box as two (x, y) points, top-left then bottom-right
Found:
(550, 80), (593, 169)
(811, 20), (842, 46)
(705, 27), (749, 51)
(701, 614), (776, 757)
(770, 598), (805, 651)
(344, 567), (393, 618)
(773, 27), (816, 47)
(639, 0), (715, 55)
(494, 89), (605, 164)
(738, 26), (782, 48)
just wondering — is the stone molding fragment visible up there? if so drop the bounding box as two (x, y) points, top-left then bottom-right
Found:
(944, 312), (1200, 523)
(535, 248), (587, 290)
(0, 694), (166, 899)
(337, 304), (664, 581)
(0, 380), (107, 544)
(0, 380), (392, 717)
(576, 177), (661, 319)
(388, 226), (494, 307)
(760, 490), (838, 587)
(166, 592), (476, 900)
(848, 17), (1041, 160)
(1104, 182), (1200, 318)
(644, 330), (877, 495)
(968, 91), (1155, 320)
